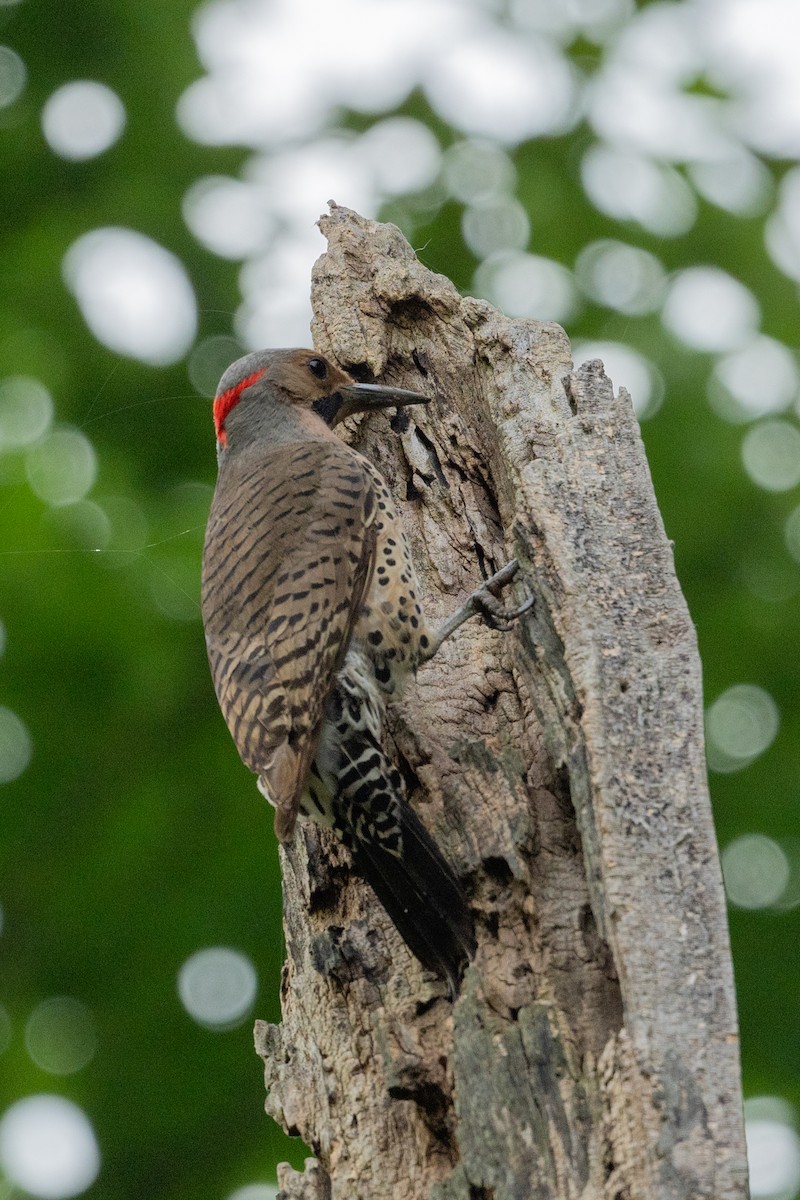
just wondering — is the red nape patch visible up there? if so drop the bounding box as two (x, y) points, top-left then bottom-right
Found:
(213, 369), (265, 444)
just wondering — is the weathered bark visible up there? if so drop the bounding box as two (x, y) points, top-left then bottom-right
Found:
(254, 203), (749, 1200)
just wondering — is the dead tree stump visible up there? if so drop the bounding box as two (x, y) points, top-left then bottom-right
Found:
(254, 203), (749, 1200)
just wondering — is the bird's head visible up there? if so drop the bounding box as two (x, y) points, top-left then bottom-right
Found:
(212, 348), (429, 450)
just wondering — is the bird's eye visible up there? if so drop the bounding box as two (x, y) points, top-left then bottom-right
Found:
(307, 357), (328, 381)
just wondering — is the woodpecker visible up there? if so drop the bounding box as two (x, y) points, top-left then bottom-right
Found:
(201, 348), (527, 993)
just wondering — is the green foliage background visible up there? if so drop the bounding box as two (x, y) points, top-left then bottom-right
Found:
(1, 1), (797, 1196)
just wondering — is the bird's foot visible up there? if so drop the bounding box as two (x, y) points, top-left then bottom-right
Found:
(422, 559), (534, 660)
(466, 560), (536, 631)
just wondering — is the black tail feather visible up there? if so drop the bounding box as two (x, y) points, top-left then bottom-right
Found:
(324, 676), (476, 995)
(352, 800), (476, 996)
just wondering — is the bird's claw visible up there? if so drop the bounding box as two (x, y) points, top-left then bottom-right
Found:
(482, 559), (520, 596)
(471, 586), (535, 631)
(423, 558), (534, 660)
(469, 561), (534, 630)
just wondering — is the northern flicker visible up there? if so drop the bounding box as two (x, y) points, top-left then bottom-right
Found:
(201, 348), (528, 993)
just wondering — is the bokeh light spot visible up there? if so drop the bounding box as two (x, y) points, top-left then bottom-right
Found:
(443, 139), (515, 204)
(25, 998), (97, 1076)
(689, 152), (773, 217)
(588, 65), (725, 165)
(0, 377), (54, 450)
(709, 337), (798, 423)
(26, 428), (97, 507)
(705, 0), (800, 158)
(356, 118), (441, 195)
(741, 419), (800, 493)
(0, 707), (32, 784)
(766, 167), (800, 283)
(706, 683), (779, 773)
(148, 556), (201, 623)
(581, 145), (697, 236)
(178, 947), (258, 1030)
(461, 198), (530, 260)
(45, 501), (111, 552)
(722, 835), (790, 910)
(784, 504), (800, 564)
(746, 1097), (800, 1198)
(179, 0), (446, 145)
(425, 29), (576, 143)
(188, 335), (246, 399)
(739, 556), (800, 606)
(474, 253), (577, 324)
(0, 45), (26, 108)
(511, 0), (634, 43)
(0, 1095), (100, 1199)
(748, 1124), (800, 1197)
(41, 81), (126, 161)
(245, 136), (374, 235)
(159, 481), (214, 550)
(770, 839), (800, 912)
(166, 480), (213, 523)
(236, 237), (318, 350)
(748, 1099), (800, 1195)
(662, 267), (760, 353)
(63, 228), (197, 366)
(183, 177), (274, 260)
(227, 1186), (279, 1200)
(97, 495), (149, 558)
(574, 240), (665, 315)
